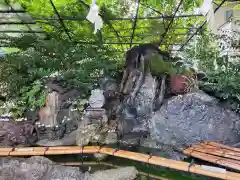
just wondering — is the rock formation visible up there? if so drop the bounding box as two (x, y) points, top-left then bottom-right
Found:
(89, 166), (138, 180)
(0, 156), (138, 180)
(150, 91), (240, 151)
(34, 50), (240, 161)
(0, 119), (38, 147)
(36, 84), (118, 147)
(37, 77), (81, 141)
(116, 73), (156, 137)
(36, 77), (240, 161)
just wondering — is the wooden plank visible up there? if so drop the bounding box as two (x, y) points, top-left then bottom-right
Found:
(207, 142), (240, 153)
(197, 144), (240, 157)
(184, 148), (240, 171)
(189, 144), (240, 161)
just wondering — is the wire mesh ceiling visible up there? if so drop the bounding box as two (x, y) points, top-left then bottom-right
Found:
(0, 0), (228, 52)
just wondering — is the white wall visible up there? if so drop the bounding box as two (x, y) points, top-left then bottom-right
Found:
(213, 2), (240, 31)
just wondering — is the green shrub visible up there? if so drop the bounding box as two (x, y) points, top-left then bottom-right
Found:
(182, 31), (240, 103)
(0, 35), (122, 117)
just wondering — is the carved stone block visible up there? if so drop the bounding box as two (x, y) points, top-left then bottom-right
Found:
(82, 108), (108, 125)
(39, 91), (60, 127)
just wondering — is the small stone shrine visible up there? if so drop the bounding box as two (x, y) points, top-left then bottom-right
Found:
(76, 89), (117, 146)
(82, 89), (108, 125)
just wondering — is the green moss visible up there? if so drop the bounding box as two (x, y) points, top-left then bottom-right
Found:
(149, 54), (177, 76)
(148, 54), (197, 77)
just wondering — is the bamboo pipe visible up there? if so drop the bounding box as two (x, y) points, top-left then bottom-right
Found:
(0, 146), (100, 156)
(189, 144), (240, 160)
(184, 148), (240, 170)
(149, 156), (240, 180)
(0, 147), (14, 152)
(0, 146), (239, 180)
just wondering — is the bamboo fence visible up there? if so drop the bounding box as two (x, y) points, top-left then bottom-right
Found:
(184, 142), (240, 171)
(0, 145), (239, 179)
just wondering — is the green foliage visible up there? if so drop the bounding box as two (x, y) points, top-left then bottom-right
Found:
(10, 80), (46, 118)
(149, 54), (176, 75)
(182, 31), (240, 103)
(8, 0), (204, 51)
(149, 53), (196, 76)
(0, 34), (121, 117)
(183, 32), (221, 72)
(19, 80), (46, 109)
(2, 0), (238, 117)
(207, 70), (240, 100)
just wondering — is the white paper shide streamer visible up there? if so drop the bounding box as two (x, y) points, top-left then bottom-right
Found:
(86, 0), (103, 34)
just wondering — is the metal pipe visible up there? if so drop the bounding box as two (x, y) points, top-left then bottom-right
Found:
(129, 0), (141, 48)
(0, 10), (25, 13)
(4, 0), (32, 31)
(159, 0), (184, 46)
(78, 0), (121, 48)
(0, 30), (45, 33)
(0, 22), (36, 25)
(30, 14), (203, 21)
(179, 0), (227, 51)
(105, 33), (189, 39)
(48, 0), (72, 40)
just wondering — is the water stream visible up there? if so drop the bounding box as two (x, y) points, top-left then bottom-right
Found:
(48, 154), (219, 180)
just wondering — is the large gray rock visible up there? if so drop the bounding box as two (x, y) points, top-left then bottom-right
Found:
(0, 156), (85, 180)
(117, 73), (156, 134)
(36, 130), (77, 146)
(150, 91), (240, 151)
(134, 73), (156, 131)
(89, 166), (138, 180)
(0, 156), (138, 180)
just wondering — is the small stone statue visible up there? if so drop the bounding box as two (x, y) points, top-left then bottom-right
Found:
(82, 89), (108, 125)
(76, 88), (117, 147)
(89, 89), (105, 108)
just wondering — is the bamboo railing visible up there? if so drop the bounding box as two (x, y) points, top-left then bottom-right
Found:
(184, 142), (240, 171)
(0, 145), (239, 180)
